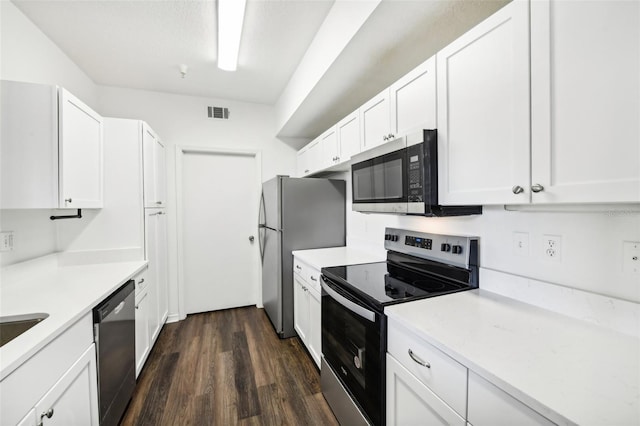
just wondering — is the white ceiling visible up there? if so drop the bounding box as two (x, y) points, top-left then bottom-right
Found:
(12, 0), (508, 143)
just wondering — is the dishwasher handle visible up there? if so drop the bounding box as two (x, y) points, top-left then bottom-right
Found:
(94, 279), (135, 323)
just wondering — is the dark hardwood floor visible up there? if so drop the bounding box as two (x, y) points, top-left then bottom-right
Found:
(121, 306), (339, 426)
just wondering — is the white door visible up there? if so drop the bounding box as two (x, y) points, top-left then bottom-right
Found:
(180, 149), (259, 314)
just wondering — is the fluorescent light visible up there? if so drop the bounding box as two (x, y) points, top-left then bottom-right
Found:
(217, 0), (247, 71)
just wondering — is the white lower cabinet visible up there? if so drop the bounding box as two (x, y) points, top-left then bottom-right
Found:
(387, 354), (466, 426)
(31, 345), (99, 426)
(134, 268), (151, 378)
(292, 257), (322, 368)
(467, 372), (554, 426)
(0, 314), (98, 426)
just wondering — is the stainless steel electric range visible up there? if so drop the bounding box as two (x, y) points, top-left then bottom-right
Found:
(320, 228), (479, 426)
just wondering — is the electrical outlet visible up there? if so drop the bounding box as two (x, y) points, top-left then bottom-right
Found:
(513, 232), (529, 257)
(542, 234), (561, 262)
(623, 241), (640, 274)
(1, 231), (14, 252)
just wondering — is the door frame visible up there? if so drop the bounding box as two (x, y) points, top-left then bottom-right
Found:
(175, 145), (262, 320)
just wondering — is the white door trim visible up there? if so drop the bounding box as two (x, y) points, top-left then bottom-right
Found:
(175, 145), (262, 320)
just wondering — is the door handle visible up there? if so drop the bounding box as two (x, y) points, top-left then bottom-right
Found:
(249, 235), (255, 242)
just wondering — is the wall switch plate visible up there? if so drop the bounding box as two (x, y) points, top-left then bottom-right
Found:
(623, 241), (640, 274)
(513, 232), (529, 256)
(543, 234), (561, 262)
(0, 231), (14, 252)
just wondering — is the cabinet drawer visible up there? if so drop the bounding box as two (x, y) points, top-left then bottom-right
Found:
(0, 313), (93, 426)
(387, 318), (467, 417)
(293, 258), (306, 278)
(468, 372), (555, 426)
(134, 267), (149, 294)
(305, 267), (322, 293)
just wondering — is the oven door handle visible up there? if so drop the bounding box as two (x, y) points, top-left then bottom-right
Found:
(321, 278), (376, 322)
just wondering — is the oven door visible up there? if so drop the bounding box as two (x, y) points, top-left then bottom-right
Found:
(321, 277), (386, 426)
(351, 139), (408, 214)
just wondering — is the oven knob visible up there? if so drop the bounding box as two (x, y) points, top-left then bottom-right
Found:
(441, 243), (451, 252)
(354, 355), (362, 369)
(392, 235), (399, 242)
(452, 245), (463, 254)
(385, 234), (390, 240)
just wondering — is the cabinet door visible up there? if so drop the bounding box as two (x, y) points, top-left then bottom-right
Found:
(155, 139), (167, 206)
(17, 409), (36, 426)
(145, 210), (161, 344)
(308, 288), (322, 368)
(305, 138), (323, 175)
(142, 125), (165, 208)
(135, 288), (150, 378)
(0, 81), (58, 209)
(530, 0), (640, 203)
(337, 111), (360, 162)
(390, 56), (436, 137)
(297, 146), (310, 177)
(156, 210), (169, 325)
(386, 355), (466, 426)
(34, 344), (99, 426)
(360, 89), (391, 152)
(321, 126), (339, 168)
(437, 0), (530, 205)
(293, 275), (309, 343)
(58, 88), (103, 208)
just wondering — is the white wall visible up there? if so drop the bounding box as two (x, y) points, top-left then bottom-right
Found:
(97, 85), (297, 316)
(334, 169), (640, 303)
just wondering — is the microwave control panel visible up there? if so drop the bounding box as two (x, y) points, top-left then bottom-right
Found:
(407, 143), (424, 202)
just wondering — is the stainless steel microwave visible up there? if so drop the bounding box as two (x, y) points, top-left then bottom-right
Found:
(351, 129), (482, 216)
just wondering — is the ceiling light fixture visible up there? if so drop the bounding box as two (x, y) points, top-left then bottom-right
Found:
(217, 0), (247, 72)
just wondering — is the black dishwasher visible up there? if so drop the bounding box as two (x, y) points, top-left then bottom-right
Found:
(93, 280), (136, 426)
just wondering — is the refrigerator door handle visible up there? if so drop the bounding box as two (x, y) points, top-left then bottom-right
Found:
(258, 191), (266, 262)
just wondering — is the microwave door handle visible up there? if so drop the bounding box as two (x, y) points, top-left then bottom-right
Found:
(321, 278), (376, 322)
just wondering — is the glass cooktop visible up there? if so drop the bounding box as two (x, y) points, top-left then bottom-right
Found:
(321, 259), (471, 309)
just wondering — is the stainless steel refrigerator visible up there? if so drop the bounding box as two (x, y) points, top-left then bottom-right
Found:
(259, 176), (346, 338)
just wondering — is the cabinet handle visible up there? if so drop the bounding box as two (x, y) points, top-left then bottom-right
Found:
(310, 276), (317, 282)
(512, 185), (524, 194)
(296, 265), (302, 270)
(156, 201), (162, 205)
(383, 135), (388, 141)
(336, 156), (340, 162)
(388, 133), (395, 139)
(39, 408), (54, 425)
(138, 278), (145, 284)
(531, 184), (545, 193)
(408, 349), (431, 368)
(304, 169), (309, 174)
(64, 198), (72, 204)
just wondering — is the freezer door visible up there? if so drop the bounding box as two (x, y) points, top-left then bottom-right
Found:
(261, 175), (282, 230)
(261, 227), (282, 335)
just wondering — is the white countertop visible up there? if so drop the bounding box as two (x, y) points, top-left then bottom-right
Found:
(291, 246), (385, 270)
(0, 256), (147, 380)
(385, 289), (640, 426)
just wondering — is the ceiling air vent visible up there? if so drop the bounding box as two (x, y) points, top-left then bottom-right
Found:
(208, 106), (229, 119)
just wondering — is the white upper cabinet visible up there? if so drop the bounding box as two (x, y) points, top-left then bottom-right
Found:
(437, 0), (531, 205)
(390, 56), (436, 137)
(0, 81), (103, 209)
(360, 88), (391, 152)
(143, 124), (166, 208)
(58, 88), (104, 209)
(320, 125), (339, 168)
(530, 0), (640, 203)
(337, 110), (360, 162)
(298, 137), (322, 177)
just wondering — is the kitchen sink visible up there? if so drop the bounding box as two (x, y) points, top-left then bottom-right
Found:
(0, 313), (49, 347)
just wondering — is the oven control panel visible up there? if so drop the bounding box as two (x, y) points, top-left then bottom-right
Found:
(384, 227), (479, 269)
